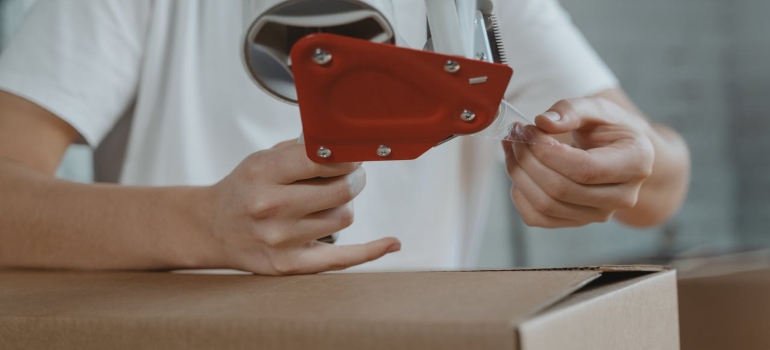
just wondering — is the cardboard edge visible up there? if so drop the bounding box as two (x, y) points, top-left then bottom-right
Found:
(505, 271), (604, 325)
(673, 249), (770, 280)
(449, 264), (668, 273)
(164, 265), (669, 276)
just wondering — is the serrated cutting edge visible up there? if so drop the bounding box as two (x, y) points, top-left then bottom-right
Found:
(483, 13), (507, 65)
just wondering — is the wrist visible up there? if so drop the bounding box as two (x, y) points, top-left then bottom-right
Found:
(162, 185), (225, 269)
(615, 123), (690, 227)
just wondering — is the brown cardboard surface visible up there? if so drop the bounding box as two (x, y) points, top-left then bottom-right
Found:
(679, 269), (770, 350)
(0, 267), (676, 350)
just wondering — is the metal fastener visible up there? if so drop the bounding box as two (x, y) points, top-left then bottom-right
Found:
(444, 60), (460, 73)
(317, 146), (332, 158)
(460, 109), (476, 122)
(312, 48), (332, 65)
(475, 52), (487, 61)
(376, 145), (392, 157)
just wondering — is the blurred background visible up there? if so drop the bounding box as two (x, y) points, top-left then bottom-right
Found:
(479, 0), (770, 268)
(2, 0), (768, 268)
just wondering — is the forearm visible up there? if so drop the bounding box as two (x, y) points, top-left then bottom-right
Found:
(614, 123), (690, 227)
(0, 159), (218, 270)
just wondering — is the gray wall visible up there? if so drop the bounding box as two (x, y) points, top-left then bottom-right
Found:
(728, 0), (770, 246)
(479, 0), (770, 268)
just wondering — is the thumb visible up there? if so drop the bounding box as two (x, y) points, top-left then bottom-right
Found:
(534, 98), (617, 134)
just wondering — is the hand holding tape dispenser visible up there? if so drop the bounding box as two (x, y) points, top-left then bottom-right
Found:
(243, 0), (533, 162)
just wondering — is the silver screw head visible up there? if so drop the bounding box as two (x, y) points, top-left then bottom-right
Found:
(444, 60), (460, 73)
(376, 145), (392, 157)
(475, 52), (487, 61)
(460, 109), (476, 122)
(312, 48), (332, 65)
(317, 146), (332, 158)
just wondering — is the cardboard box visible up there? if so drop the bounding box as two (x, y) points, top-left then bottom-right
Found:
(676, 250), (770, 350)
(0, 266), (678, 350)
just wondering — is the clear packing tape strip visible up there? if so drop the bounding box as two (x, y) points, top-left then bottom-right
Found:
(471, 100), (537, 144)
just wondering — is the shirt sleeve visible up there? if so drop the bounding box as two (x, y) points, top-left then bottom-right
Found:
(494, 0), (619, 119)
(0, 0), (151, 147)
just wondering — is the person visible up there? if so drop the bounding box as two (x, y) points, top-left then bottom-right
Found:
(0, 0), (689, 274)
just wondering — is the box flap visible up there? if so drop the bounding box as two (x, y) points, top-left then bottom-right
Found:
(518, 270), (679, 350)
(0, 269), (602, 350)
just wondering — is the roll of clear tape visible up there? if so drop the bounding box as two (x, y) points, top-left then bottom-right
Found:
(471, 100), (536, 143)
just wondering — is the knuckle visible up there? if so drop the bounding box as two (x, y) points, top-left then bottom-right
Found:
(553, 99), (579, 118)
(269, 255), (301, 275)
(514, 207), (545, 228)
(530, 195), (557, 215)
(259, 227), (287, 248)
(250, 198), (282, 220)
(635, 162), (653, 181)
(336, 180), (356, 203)
(337, 204), (355, 229)
(597, 211), (614, 223)
(245, 150), (268, 164)
(304, 159), (324, 177)
(618, 192), (639, 209)
(544, 179), (569, 200)
(574, 163), (599, 184)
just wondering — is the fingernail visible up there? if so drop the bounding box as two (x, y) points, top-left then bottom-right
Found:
(542, 111), (561, 122)
(386, 243), (401, 253)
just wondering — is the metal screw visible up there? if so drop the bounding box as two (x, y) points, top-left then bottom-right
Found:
(444, 60), (460, 73)
(376, 145), (392, 157)
(475, 52), (487, 61)
(317, 146), (332, 158)
(312, 48), (332, 65)
(460, 109), (476, 122)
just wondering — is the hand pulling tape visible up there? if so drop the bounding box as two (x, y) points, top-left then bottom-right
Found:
(471, 100), (537, 144)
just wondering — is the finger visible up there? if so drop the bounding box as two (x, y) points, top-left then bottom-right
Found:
(509, 138), (640, 209)
(508, 155), (613, 222)
(510, 187), (588, 229)
(265, 143), (363, 183)
(283, 166), (366, 216)
(296, 237), (401, 274)
(534, 98), (621, 135)
(520, 125), (652, 185)
(287, 203), (355, 243)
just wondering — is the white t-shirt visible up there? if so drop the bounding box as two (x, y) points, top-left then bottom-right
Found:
(0, 0), (616, 270)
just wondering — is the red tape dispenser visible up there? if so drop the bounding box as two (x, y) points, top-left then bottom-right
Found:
(291, 33), (512, 162)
